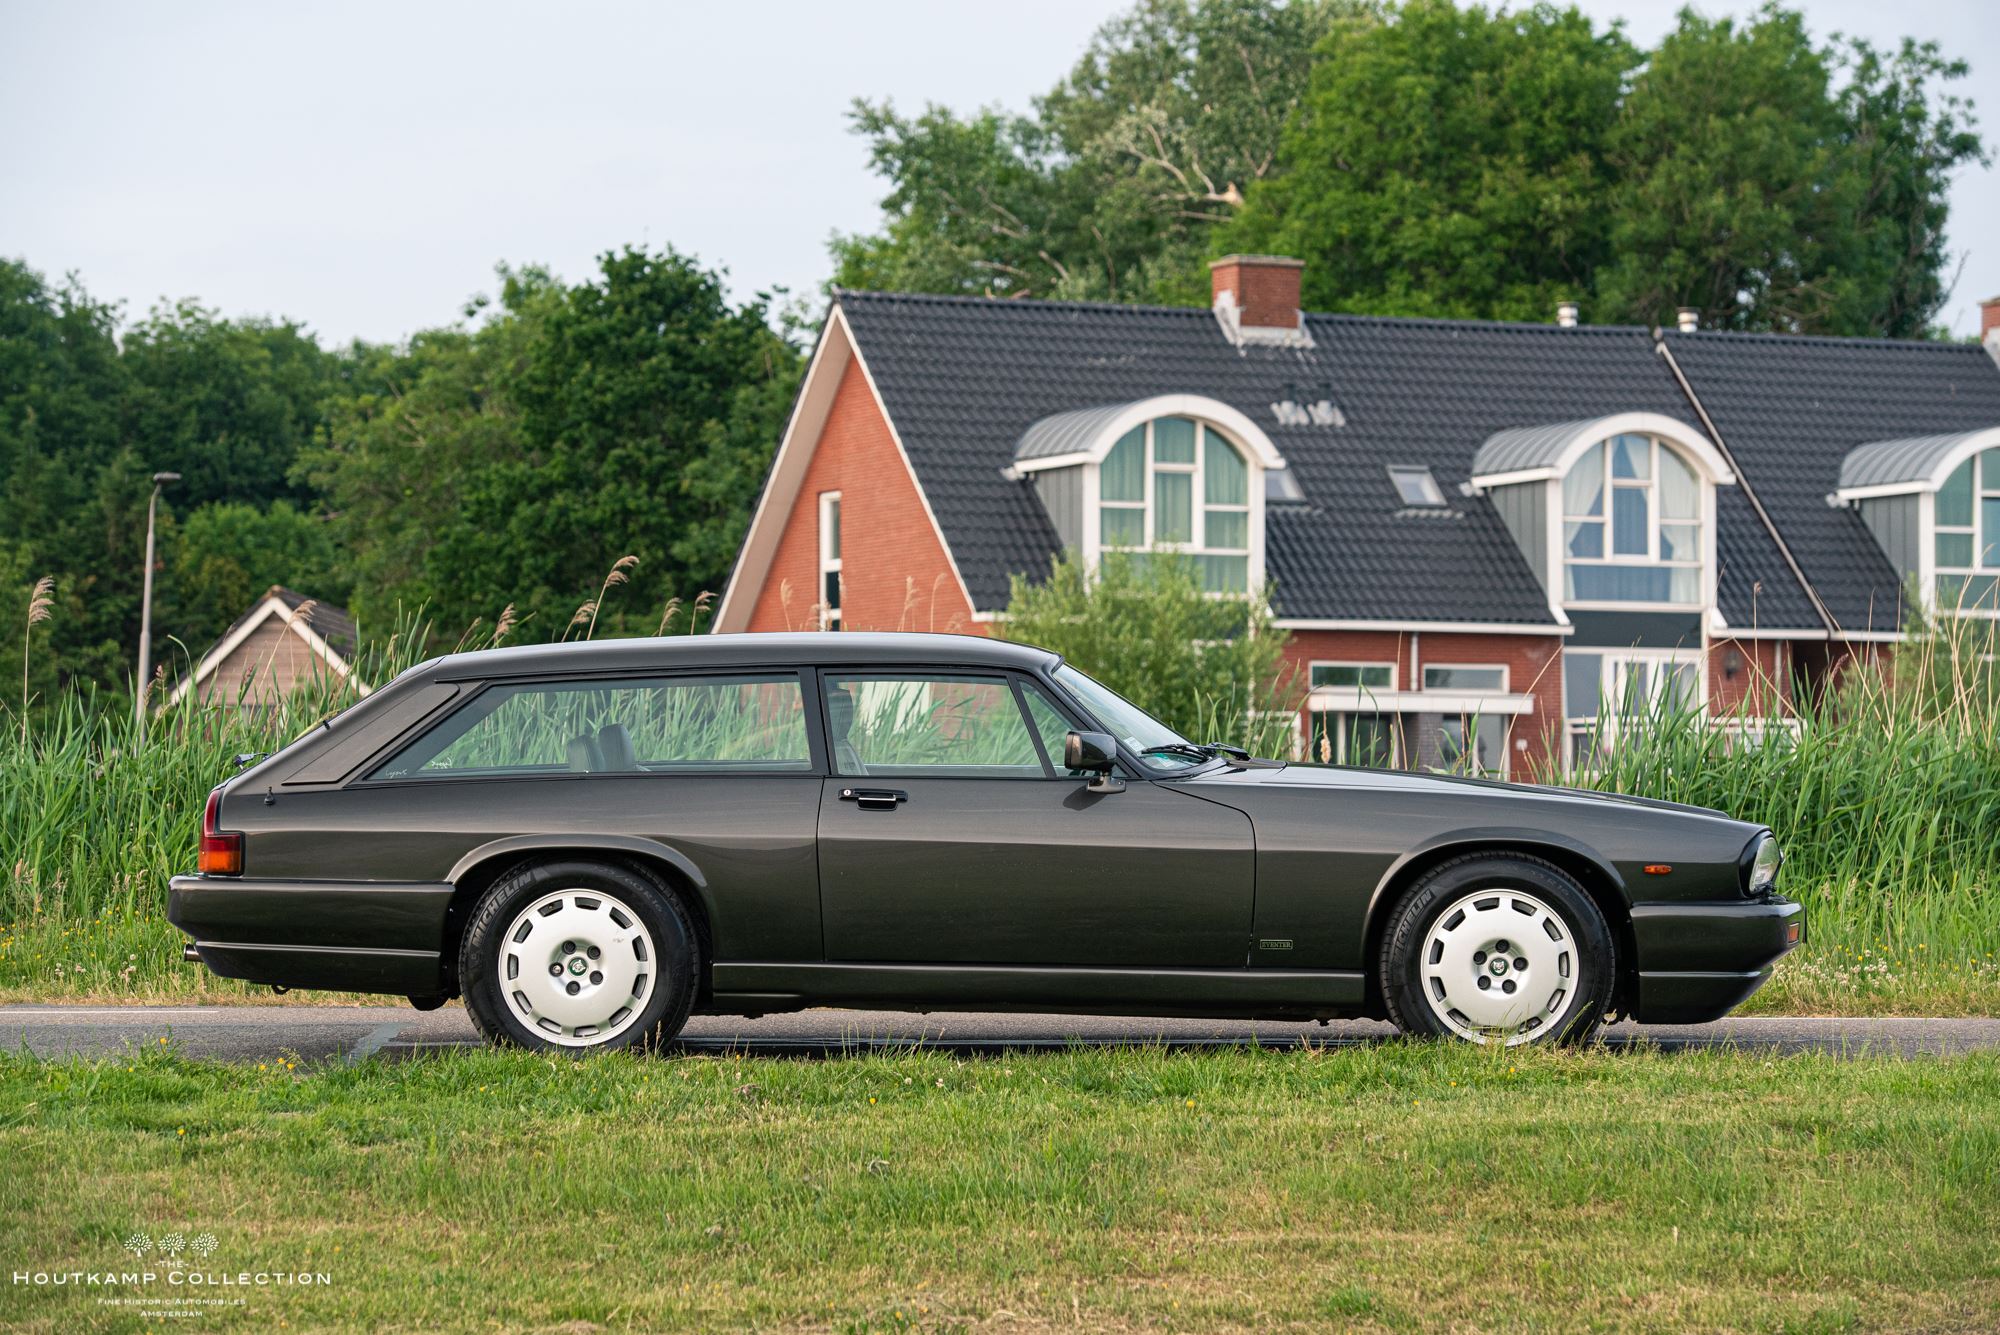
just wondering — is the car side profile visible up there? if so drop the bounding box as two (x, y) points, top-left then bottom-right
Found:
(169, 632), (1800, 1050)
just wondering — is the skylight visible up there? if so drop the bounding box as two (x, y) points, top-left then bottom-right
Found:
(1388, 466), (1446, 507)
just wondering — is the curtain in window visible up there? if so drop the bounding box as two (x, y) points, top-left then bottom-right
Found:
(1102, 428), (1145, 502)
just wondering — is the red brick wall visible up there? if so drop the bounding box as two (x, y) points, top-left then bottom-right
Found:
(1983, 298), (1999, 341)
(1279, 628), (1568, 774)
(1210, 255), (1303, 331)
(744, 357), (980, 636)
(1706, 638), (1792, 717)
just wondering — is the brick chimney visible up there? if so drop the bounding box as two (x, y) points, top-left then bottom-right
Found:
(1210, 254), (1311, 348)
(1983, 295), (2000, 343)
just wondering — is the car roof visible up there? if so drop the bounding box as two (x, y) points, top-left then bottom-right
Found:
(408, 631), (1061, 682)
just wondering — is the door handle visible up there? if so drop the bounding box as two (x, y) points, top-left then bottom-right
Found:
(840, 787), (908, 810)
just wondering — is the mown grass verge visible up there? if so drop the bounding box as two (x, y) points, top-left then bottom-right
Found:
(3, 1043), (1998, 1332)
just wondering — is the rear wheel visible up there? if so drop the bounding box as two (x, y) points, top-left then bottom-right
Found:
(1379, 853), (1614, 1046)
(459, 859), (698, 1053)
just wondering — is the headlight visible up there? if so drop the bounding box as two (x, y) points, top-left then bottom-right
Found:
(1742, 832), (1782, 898)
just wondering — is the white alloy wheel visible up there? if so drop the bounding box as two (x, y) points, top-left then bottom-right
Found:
(1419, 888), (1578, 1045)
(499, 888), (657, 1047)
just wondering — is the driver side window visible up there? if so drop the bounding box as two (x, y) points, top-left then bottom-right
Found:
(822, 674), (1062, 778)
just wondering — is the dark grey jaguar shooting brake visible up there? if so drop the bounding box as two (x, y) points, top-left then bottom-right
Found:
(170, 632), (1801, 1050)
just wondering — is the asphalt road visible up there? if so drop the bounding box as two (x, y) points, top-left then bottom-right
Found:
(3, 1005), (1997, 1063)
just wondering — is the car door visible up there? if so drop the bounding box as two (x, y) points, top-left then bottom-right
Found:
(814, 668), (1253, 968)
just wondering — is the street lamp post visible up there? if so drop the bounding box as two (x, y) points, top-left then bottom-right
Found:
(136, 471), (180, 740)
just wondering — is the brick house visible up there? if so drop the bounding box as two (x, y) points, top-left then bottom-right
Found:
(717, 257), (2000, 776)
(168, 585), (362, 711)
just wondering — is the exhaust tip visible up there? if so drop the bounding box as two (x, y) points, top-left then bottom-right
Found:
(182, 943), (201, 963)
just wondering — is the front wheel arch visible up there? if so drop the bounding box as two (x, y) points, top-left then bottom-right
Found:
(1360, 837), (1635, 1021)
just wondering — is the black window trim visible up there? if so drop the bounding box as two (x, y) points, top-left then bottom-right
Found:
(349, 666), (827, 788)
(811, 664), (1097, 783)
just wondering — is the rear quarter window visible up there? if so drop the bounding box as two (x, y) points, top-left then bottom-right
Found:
(368, 674), (811, 779)
(277, 682), (462, 786)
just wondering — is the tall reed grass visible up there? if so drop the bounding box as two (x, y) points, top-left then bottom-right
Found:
(1532, 616), (2000, 1007)
(2, 598), (1995, 1010)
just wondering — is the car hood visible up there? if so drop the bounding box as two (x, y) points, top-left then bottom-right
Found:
(1180, 760), (1732, 820)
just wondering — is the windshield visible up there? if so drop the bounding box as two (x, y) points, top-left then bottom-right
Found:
(1052, 665), (1210, 773)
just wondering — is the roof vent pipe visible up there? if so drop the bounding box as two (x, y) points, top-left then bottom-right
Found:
(1676, 307), (1700, 333)
(1556, 300), (1578, 328)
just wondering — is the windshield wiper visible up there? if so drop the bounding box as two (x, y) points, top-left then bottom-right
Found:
(1138, 742), (1218, 762)
(1205, 740), (1287, 769)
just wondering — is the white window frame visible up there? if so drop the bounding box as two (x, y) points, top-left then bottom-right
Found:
(1420, 663), (1508, 692)
(1562, 647), (1706, 768)
(818, 491), (842, 631)
(1932, 448), (2000, 618)
(1421, 663), (1511, 778)
(1309, 660), (1397, 691)
(1559, 434), (1710, 612)
(1091, 417), (1259, 594)
(1306, 708), (1403, 768)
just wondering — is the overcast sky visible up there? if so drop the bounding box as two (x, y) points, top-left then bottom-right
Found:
(2, 0), (1993, 345)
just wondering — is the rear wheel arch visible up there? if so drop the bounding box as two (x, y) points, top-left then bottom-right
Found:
(439, 844), (714, 1002)
(1360, 837), (1635, 1019)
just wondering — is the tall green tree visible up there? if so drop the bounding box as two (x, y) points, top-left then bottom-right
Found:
(1227, 0), (1630, 320)
(303, 251), (802, 642)
(296, 269), (553, 639)
(118, 302), (333, 508)
(841, 0), (1983, 336)
(1596, 8), (1983, 335)
(501, 247), (800, 626)
(1231, 0), (1984, 332)
(0, 261), (136, 695)
(2, 262), (350, 698)
(833, 0), (1337, 303)
(160, 500), (345, 657)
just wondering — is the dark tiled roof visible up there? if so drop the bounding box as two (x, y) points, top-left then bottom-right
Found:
(840, 292), (1820, 627)
(1661, 332), (2000, 635)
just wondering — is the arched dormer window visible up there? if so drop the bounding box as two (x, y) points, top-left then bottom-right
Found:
(1561, 434), (1705, 605)
(1934, 449), (2000, 611)
(1838, 428), (2000, 616)
(1099, 417), (1251, 592)
(1472, 411), (1734, 615)
(1012, 394), (1289, 595)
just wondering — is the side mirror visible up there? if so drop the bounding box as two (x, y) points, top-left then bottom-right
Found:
(1063, 730), (1125, 794)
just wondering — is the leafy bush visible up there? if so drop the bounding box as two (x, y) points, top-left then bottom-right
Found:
(998, 552), (1303, 758)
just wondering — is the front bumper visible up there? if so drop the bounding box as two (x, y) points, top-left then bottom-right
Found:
(1628, 897), (1804, 1023)
(169, 874), (453, 996)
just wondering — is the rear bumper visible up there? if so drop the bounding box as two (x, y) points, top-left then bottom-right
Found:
(169, 874), (453, 996)
(1629, 897), (1804, 1023)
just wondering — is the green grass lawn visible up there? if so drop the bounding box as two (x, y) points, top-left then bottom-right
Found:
(3, 1043), (1997, 1332)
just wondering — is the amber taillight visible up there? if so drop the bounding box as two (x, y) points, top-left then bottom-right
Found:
(198, 787), (243, 876)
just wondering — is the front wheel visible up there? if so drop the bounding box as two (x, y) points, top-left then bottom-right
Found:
(1379, 853), (1615, 1047)
(459, 859), (699, 1053)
